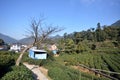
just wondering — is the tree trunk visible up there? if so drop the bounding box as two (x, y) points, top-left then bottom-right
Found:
(16, 45), (33, 66)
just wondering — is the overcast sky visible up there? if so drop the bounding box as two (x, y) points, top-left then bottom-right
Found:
(0, 0), (120, 40)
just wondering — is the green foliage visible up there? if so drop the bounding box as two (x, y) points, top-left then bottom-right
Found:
(96, 24), (107, 42)
(0, 51), (33, 80)
(100, 42), (115, 48)
(64, 38), (75, 54)
(104, 26), (119, 40)
(48, 67), (70, 80)
(48, 63), (83, 80)
(0, 55), (15, 66)
(42, 52), (112, 80)
(101, 54), (120, 79)
(1, 65), (34, 80)
(0, 51), (17, 78)
(53, 22), (120, 79)
(75, 42), (89, 53)
(0, 39), (4, 45)
(47, 61), (109, 80)
(56, 50), (120, 79)
(67, 68), (84, 80)
(117, 28), (120, 42)
(90, 44), (96, 50)
(59, 23), (120, 54)
(40, 52), (55, 66)
(73, 32), (81, 44)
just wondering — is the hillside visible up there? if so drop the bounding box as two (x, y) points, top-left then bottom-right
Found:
(18, 37), (34, 44)
(0, 33), (17, 44)
(19, 35), (62, 44)
(111, 20), (120, 27)
(0, 33), (61, 44)
(0, 20), (119, 44)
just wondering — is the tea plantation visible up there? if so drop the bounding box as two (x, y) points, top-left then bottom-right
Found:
(1, 48), (120, 80)
(22, 51), (117, 80)
(0, 51), (34, 80)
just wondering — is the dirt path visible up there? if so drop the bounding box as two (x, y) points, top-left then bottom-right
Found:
(23, 63), (48, 80)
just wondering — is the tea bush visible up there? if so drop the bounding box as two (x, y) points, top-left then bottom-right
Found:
(48, 65), (109, 80)
(1, 65), (34, 80)
(0, 51), (16, 78)
(48, 65), (82, 80)
(48, 67), (70, 80)
(0, 51), (33, 80)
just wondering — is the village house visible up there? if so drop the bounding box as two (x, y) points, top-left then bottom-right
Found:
(29, 47), (47, 59)
(10, 43), (21, 52)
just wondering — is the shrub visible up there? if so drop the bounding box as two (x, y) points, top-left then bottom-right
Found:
(0, 51), (34, 80)
(67, 68), (81, 80)
(75, 42), (90, 53)
(48, 66), (83, 80)
(0, 51), (16, 78)
(100, 42), (114, 48)
(48, 67), (70, 80)
(91, 44), (96, 50)
(1, 65), (34, 80)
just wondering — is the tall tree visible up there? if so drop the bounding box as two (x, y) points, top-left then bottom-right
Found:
(74, 32), (81, 44)
(0, 39), (4, 45)
(16, 18), (63, 66)
(117, 28), (120, 42)
(64, 38), (75, 54)
(86, 29), (94, 41)
(96, 22), (106, 41)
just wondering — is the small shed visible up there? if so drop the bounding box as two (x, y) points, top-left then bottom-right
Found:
(29, 49), (47, 59)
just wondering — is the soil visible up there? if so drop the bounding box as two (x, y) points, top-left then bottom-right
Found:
(72, 66), (95, 75)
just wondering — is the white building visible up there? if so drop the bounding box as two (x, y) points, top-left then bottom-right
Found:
(10, 44), (21, 52)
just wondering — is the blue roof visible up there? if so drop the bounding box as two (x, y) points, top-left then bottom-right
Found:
(30, 49), (47, 52)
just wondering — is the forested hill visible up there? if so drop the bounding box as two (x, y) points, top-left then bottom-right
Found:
(57, 20), (120, 79)
(0, 20), (120, 44)
(57, 20), (120, 57)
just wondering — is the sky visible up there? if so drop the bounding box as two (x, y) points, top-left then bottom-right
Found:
(0, 0), (120, 40)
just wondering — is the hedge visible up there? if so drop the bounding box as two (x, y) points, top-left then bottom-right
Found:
(0, 51), (16, 78)
(1, 65), (34, 80)
(0, 51), (33, 80)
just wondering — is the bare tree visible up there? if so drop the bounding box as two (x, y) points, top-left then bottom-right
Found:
(16, 18), (63, 66)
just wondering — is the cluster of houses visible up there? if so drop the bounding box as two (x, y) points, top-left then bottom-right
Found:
(0, 43), (27, 52)
(9, 43), (27, 53)
(0, 42), (58, 60)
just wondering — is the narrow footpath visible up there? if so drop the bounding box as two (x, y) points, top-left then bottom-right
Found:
(23, 63), (48, 80)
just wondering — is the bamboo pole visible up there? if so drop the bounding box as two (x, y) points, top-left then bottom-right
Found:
(79, 64), (118, 80)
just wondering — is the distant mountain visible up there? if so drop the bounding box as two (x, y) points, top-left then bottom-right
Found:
(19, 35), (62, 44)
(111, 20), (120, 27)
(0, 33), (18, 44)
(51, 35), (62, 39)
(18, 37), (34, 44)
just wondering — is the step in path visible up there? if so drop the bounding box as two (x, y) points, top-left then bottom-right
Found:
(23, 63), (48, 80)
